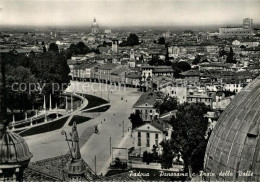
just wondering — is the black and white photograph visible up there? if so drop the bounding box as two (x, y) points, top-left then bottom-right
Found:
(0, 0), (260, 181)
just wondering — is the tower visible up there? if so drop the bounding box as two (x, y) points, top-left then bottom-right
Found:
(91, 17), (99, 34)
(130, 49), (135, 60)
(243, 18), (253, 29)
(112, 39), (118, 53)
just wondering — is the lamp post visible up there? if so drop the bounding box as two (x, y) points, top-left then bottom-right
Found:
(122, 121), (124, 137)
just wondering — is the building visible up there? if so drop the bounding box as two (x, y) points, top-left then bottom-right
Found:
(125, 72), (141, 87)
(133, 91), (164, 122)
(97, 63), (120, 83)
(130, 49), (135, 61)
(112, 39), (119, 53)
(222, 78), (245, 93)
(243, 18), (253, 29)
(180, 70), (200, 84)
(186, 94), (213, 107)
(204, 76), (260, 181)
(91, 17), (99, 34)
(159, 82), (187, 104)
(110, 67), (128, 85)
(134, 120), (172, 155)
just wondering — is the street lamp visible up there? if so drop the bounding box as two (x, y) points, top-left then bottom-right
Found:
(122, 121), (124, 137)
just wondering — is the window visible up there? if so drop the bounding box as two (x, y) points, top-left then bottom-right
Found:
(146, 133), (150, 147)
(155, 134), (159, 145)
(138, 132), (141, 146)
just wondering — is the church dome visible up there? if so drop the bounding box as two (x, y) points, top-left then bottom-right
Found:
(91, 18), (99, 28)
(0, 123), (33, 165)
(204, 77), (260, 181)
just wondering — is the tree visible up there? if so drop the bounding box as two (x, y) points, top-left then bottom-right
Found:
(120, 33), (140, 47)
(148, 55), (163, 66)
(128, 110), (144, 129)
(218, 48), (227, 57)
(67, 42), (91, 55)
(142, 151), (153, 164)
(154, 96), (178, 115)
(48, 43), (59, 53)
(172, 61), (191, 77)
(158, 37), (165, 44)
(127, 33), (139, 46)
(226, 47), (237, 64)
(43, 46), (47, 54)
(192, 55), (201, 65)
(168, 102), (211, 178)
(160, 140), (175, 169)
(6, 66), (37, 113)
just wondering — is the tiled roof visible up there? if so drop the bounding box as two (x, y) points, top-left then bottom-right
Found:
(23, 154), (96, 181)
(133, 90), (164, 108)
(204, 76), (260, 181)
(111, 68), (127, 75)
(180, 70), (200, 76)
(125, 72), (141, 79)
(98, 63), (118, 70)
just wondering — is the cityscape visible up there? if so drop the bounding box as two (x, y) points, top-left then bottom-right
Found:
(0, 0), (260, 181)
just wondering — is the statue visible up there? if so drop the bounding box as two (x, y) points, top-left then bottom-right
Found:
(61, 122), (81, 160)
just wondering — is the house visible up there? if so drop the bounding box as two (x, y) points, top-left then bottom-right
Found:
(133, 120), (172, 155)
(222, 78), (245, 93)
(180, 70), (200, 84)
(133, 91), (164, 122)
(110, 67), (129, 85)
(125, 72), (141, 87)
(159, 81), (187, 104)
(97, 63), (120, 83)
(186, 93), (213, 107)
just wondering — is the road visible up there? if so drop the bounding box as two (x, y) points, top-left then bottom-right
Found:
(24, 81), (142, 176)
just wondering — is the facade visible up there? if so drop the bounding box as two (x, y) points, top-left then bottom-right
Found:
(159, 83), (187, 104)
(134, 121), (172, 155)
(219, 26), (254, 37)
(180, 70), (200, 84)
(97, 63), (120, 82)
(243, 18), (253, 29)
(133, 91), (164, 122)
(112, 39), (119, 53)
(125, 72), (141, 87)
(186, 94), (213, 107)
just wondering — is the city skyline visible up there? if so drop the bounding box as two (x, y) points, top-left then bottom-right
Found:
(0, 0), (260, 27)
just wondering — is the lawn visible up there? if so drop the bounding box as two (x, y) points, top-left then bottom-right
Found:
(68, 115), (92, 126)
(84, 105), (111, 112)
(19, 116), (69, 137)
(80, 94), (109, 110)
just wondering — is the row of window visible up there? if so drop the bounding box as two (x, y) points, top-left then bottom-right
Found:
(137, 132), (158, 147)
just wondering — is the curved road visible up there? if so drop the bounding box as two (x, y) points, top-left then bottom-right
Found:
(25, 81), (142, 176)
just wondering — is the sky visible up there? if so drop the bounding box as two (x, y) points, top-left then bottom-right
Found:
(0, 0), (260, 27)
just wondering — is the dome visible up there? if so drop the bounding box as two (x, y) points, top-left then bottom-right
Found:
(204, 77), (260, 181)
(91, 18), (99, 28)
(0, 123), (33, 165)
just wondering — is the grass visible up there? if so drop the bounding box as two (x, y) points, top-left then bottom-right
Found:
(68, 115), (92, 126)
(19, 116), (69, 137)
(84, 105), (111, 112)
(81, 94), (109, 110)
